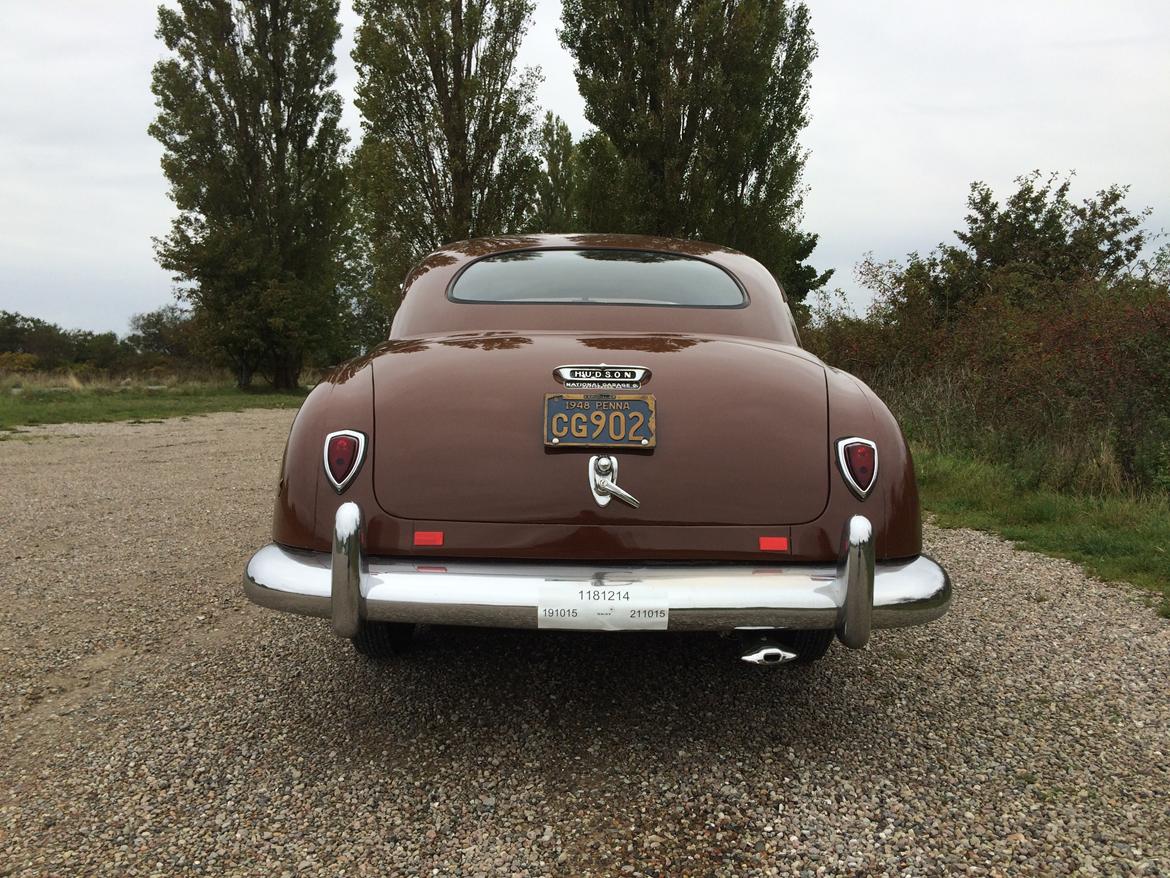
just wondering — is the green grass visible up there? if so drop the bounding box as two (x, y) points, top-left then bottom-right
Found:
(0, 384), (306, 431)
(915, 446), (1170, 616)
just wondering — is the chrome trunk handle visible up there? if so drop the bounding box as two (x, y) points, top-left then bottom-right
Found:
(597, 477), (640, 508)
(589, 455), (640, 508)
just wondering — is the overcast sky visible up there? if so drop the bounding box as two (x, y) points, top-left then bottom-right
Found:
(1, 1), (1167, 334)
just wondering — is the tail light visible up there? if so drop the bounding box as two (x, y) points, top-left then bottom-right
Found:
(758, 536), (790, 552)
(323, 430), (366, 492)
(837, 437), (878, 499)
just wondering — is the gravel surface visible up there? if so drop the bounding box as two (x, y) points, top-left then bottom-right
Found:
(1, 410), (1167, 877)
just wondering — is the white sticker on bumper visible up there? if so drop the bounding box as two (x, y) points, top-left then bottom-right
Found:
(537, 581), (670, 630)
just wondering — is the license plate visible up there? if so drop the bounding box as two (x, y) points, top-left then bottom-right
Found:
(537, 581), (670, 630)
(543, 394), (657, 449)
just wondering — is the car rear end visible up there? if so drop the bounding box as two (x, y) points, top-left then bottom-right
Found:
(244, 237), (950, 663)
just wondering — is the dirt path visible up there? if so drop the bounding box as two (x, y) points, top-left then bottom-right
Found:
(1, 411), (1167, 876)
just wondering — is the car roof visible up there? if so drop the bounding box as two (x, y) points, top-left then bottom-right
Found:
(390, 233), (798, 345)
(437, 233), (744, 263)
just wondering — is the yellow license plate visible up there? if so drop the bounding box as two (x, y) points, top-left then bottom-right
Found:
(543, 394), (657, 449)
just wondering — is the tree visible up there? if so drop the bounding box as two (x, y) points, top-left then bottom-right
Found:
(0, 311), (140, 373)
(560, 0), (829, 302)
(532, 113), (578, 232)
(150, 0), (349, 389)
(352, 0), (543, 314)
(128, 305), (197, 361)
(571, 132), (628, 233)
(334, 177), (399, 355)
(877, 172), (1155, 319)
(0, 311), (75, 369)
(1144, 242), (1170, 288)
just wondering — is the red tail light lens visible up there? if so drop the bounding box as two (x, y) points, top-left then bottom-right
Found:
(328, 436), (358, 480)
(323, 430), (366, 492)
(758, 536), (790, 552)
(838, 438), (878, 499)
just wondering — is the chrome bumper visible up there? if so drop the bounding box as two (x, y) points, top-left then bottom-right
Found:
(243, 505), (950, 648)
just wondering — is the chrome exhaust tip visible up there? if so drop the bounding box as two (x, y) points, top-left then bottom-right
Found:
(740, 642), (798, 666)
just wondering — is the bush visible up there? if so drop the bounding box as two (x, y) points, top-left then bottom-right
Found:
(805, 280), (1170, 495)
(801, 175), (1170, 496)
(0, 352), (39, 374)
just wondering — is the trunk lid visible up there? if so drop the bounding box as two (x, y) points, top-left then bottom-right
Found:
(370, 333), (829, 525)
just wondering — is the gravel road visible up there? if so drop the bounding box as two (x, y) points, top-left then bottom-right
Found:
(1, 410), (1167, 877)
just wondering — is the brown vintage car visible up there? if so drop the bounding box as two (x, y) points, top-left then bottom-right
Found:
(244, 234), (950, 664)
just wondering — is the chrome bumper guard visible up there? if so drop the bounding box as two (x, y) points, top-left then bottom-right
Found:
(243, 505), (950, 648)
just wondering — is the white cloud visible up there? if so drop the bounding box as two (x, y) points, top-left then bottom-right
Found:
(0, 0), (1166, 332)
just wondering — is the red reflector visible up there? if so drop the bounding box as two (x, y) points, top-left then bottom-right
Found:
(414, 531), (444, 547)
(759, 536), (789, 552)
(844, 441), (877, 493)
(326, 434), (360, 486)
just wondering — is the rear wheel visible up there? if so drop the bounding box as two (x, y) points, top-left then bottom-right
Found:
(350, 621), (415, 659)
(776, 629), (834, 664)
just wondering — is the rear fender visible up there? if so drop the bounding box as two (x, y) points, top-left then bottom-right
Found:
(272, 365), (387, 551)
(786, 368), (920, 559)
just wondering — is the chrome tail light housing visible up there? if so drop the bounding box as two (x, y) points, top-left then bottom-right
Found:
(837, 437), (878, 499)
(323, 430), (367, 492)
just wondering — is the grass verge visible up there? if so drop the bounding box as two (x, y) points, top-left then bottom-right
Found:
(0, 384), (306, 432)
(915, 446), (1170, 617)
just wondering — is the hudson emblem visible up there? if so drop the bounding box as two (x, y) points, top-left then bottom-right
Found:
(553, 364), (650, 390)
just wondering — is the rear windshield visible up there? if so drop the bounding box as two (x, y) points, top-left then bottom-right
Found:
(450, 249), (745, 307)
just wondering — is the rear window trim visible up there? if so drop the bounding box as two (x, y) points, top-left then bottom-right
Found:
(445, 247), (751, 310)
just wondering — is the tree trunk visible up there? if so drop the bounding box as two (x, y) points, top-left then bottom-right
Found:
(270, 357), (301, 391)
(236, 361), (254, 389)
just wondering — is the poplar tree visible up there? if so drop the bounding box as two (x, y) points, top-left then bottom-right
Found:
(150, 0), (348, 388)
(533, 113), (578, 232)
(561, 0), (830, 301)
(352, 0), (543, 309)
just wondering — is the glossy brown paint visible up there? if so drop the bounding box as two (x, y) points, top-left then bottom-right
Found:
(369, 333), (829, 526)
(271, 234), (922, 562)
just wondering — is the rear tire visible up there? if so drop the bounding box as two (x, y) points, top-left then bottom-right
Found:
(350, 621), (415, 659)
(776, 629), (834, 664)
